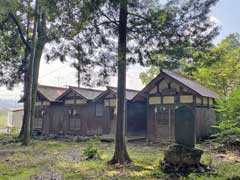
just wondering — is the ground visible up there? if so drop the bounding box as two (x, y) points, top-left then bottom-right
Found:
(0, 135), (239, 180)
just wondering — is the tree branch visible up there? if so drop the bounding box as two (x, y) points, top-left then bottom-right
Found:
(9, 13), (31, 51)
(94, 4), (119, 27)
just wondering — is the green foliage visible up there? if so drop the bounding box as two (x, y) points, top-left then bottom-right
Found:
(83, 142), (100, 160)
(0, 0), (18, 16)
(139, 66), (160, 85)
(213, 87), (240, 140)
(140, 33), (240, 93)
(189, 33), (240, 97)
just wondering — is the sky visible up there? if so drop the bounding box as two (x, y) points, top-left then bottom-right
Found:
(1, 0), (240, 101)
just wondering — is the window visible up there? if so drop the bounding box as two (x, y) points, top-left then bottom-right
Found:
(180, 95), (193, 103)
(209, 98), (214, 106)
(65, 99), (75, 105)
(35, 101), (42, 106)
(104, 99), (110, 106)
(96, 103), (104, 117)
(163, 96), (174, 104)
(104, 99), (116, 107)
(203, 97), (208, 105)
(149, 96), (161, 105)
(42, 101), (50, 106)
(76, 99), (87, 105)
(109, 99), (116, 107)
(196, 96), (202, 104)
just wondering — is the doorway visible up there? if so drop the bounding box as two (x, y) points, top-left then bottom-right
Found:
(155, 106), (175, 143)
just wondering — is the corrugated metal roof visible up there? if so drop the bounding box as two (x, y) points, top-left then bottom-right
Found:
(162, 70), (219, 99)
(38, 85), (67, 102)
(70, 87), (104, 100)
(107, 86), (139, 100)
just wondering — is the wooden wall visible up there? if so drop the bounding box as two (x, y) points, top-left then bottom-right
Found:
(195, 107), (216, 140)
(145, 75), (216, 144)
(40, 101), (112, 136)
(127, 102), (147, 136)
(33, 100), (147, 137)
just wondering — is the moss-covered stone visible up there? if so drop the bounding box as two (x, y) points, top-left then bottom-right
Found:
(161, 144), (204, 173)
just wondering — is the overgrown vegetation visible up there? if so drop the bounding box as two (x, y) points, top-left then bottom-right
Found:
(140, 33), (240, 97)
(83, 141), (100, 160)
(213, 87), (240, 144)
(0, 139), (239, 180)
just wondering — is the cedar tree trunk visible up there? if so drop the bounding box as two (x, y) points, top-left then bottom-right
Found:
(109, 0), (131, 164)
(30, 10), (47, 134)
(22, 0), (39, 146)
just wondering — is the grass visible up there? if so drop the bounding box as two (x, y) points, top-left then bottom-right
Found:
(0, 137), (239, 180)
(0, 111), (7, 128)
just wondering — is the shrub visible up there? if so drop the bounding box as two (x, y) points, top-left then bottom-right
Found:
(213, 87), (240, 141)
(83, 143), (100, 160)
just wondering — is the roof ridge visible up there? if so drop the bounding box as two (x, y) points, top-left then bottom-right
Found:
(70, 86), (105, 92)
(163, 70), (199, 82)
(107, 86), (139, 92)
(38, 84), (67, 90)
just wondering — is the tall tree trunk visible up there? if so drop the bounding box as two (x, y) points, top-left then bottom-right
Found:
(109, 0), (131, 164)
(30, 41), (45, 133)
(18, 0), (31, 140)
(30, 10), (47, 135)
(18, 51), (29, 140)
(22, 0), (39, 146)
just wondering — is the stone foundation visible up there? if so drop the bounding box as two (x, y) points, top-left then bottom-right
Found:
(161, 144), (205, 173)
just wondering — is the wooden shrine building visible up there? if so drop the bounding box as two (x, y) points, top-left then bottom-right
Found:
(24, 69), (218, 143)
(133, 70), (219, 144)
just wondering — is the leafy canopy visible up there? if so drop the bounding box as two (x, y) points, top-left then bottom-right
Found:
(190, 33), (240, 97)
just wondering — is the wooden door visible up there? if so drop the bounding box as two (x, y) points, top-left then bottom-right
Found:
(49, 106), (65, 134)
(155, 106), (174, 143)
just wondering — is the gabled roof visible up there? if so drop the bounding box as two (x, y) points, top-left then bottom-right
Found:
(37, 85), (67, 102)
(70, 86), (104, 100)
(57, 86), (104, 101)
(162, 70), (219, 98)
(19, 85), (67, 102)
(133, 69), (219, 101)
(108, 86), (139, 100)
(95, 86), (139, 101)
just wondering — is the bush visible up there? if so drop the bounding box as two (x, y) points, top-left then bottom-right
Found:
(213, 87), (240, 141)
(83, 143), (100, 160)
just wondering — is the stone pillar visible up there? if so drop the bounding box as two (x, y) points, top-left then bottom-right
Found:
(161, 105), (204, 174)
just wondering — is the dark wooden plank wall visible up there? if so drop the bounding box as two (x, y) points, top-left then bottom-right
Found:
(195, 107), (216, 140)
(33, 106), (48, 130)
(126, 102), (147, 136)
(40, 102), (112, 136)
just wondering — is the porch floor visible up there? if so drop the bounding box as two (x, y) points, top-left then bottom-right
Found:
(100, 134), (146, 142)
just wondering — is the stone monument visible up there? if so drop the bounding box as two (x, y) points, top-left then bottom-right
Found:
(161, 105), (204, 173)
